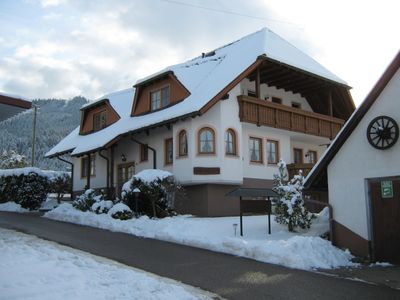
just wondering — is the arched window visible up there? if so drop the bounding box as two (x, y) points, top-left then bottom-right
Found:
(198, 127), (215, 154)
(178, 130), (188, 156)
(225, 129), (237, 155)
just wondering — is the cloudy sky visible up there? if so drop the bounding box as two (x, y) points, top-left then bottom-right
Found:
(0, 0), (399, 105)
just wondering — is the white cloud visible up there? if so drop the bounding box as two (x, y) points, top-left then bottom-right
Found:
(40, 0), (66, 7)
(42, 12), (62, 20)
(1, 0), (399, 104)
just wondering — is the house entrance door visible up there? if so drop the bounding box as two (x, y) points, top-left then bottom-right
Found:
(117, 162), (135, 196)
(369, 177), (400, 263)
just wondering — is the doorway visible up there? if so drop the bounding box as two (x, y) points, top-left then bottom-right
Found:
(117, 162), (135, 196)
(369, 177), (400, 263)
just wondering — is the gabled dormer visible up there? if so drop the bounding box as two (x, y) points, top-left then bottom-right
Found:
(79, 99), (120, 135)
(131, 71), (190, 116)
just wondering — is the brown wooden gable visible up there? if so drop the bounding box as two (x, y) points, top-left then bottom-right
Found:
(79, 100), (120, 135)
(131, 73), (190, 116)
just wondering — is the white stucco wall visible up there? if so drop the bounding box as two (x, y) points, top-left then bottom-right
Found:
(327, 69), (400, 240)
(72, 153), (107, 191)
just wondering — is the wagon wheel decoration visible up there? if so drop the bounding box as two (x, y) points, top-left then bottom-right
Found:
(367, 116), (399, 150)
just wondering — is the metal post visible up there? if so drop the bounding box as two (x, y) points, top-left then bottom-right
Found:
(240, 196), (243, 236)
(267, 197), (271, 235)
(99, 149), (110, 198)
(86, 154), (91, 189)
(31, 105), (37, 167)
(110, 146), (115, 199)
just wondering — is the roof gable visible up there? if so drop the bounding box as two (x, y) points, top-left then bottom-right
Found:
(304, 51), (400, 190)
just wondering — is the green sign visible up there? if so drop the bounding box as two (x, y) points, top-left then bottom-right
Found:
(381, 181), (393, 198)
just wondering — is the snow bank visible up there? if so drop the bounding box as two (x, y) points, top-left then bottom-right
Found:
(0, 228), (213, 300)
(45, 204), (355, 270)
(0, 167), (68, 180)
(0, 201), (28, 212)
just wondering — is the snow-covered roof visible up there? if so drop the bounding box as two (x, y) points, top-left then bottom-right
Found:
(47, 27), (348, 157)
(81, 88), (134, 118)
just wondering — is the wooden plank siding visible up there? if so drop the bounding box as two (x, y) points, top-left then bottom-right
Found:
(238, 95), (344, 139)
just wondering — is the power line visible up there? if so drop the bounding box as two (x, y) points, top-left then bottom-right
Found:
(156, 0), (300, 27)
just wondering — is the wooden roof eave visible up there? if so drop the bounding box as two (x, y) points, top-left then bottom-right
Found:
(199, 57), (265, 114)
(45, 149), (74, 159)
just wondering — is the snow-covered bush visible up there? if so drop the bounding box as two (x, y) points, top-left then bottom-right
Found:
(72, 189), (97, 212)
(122, 169), (183, 218)
(48, 172), (71, 203)
(0, 150), (28, 169)
(108, 203), (133, 220)
(91, 200), (114, 214)
(273, 160), (313, 232)
(0, 168), (50, 210)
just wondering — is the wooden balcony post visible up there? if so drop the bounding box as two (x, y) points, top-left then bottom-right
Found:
(255, 67), (260, 99)
(328, 90), (333, 117)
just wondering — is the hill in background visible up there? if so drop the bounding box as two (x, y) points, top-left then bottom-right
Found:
(0, 96), (89, 171)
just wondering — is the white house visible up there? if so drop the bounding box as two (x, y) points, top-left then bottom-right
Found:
(304, 51), (400, 263)
(46, 28), (355, 216)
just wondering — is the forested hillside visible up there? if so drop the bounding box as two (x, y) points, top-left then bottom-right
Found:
(0, 97), (88, 171)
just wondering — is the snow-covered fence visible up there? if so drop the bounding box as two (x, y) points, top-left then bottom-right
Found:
(0, 167), (71, 210)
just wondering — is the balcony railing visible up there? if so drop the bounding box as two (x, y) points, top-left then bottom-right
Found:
(286, 163), (314, 179)
(238, 95), (345, 139)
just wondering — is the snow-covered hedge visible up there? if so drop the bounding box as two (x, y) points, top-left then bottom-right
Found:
(0, 167), (71, 210)
(122, 169), (183, 218)
(0, 168), (49, 210)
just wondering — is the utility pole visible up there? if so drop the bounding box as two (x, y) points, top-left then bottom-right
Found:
(31, 105), (37, 167)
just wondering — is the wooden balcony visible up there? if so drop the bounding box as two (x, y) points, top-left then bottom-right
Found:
(287, 163), (314, 179)
(238, 95), (345, 139)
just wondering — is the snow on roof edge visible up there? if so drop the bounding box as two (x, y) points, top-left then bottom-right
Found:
(0, 92), (31, 102)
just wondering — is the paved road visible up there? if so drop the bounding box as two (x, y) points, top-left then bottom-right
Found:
(0, 212), (399, 300)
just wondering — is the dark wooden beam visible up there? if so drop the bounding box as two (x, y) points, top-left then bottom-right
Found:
(255, 67), (260, 98)
(328, 90), (333, 117)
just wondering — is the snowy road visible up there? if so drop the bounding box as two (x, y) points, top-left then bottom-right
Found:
(0, 212), (399, 300)
(0, 228), (215, 300)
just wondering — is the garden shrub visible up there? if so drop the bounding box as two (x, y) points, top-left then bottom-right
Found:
(72, 189), (97, 212)
(0, 168), (50, 210)
(91, 200), (114, 214)
(122, 169), (183, 218)
(108, 203), (133, 220)
(48, 172), (71, 203)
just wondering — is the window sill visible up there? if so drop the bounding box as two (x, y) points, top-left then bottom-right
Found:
(225, 153), (239, 158)
(249, 161), (264, 165)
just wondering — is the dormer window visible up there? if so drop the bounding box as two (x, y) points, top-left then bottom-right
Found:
(151, 86), (170, 111)
(93, 110), (107, 131)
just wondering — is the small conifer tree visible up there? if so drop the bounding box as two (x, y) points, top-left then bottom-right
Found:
(273, 159), (313, 232)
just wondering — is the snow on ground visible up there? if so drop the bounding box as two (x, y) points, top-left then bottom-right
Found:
(0, 201), (28, 212)
(45, 204), (356, 270)
(0, 228), (215, 300)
